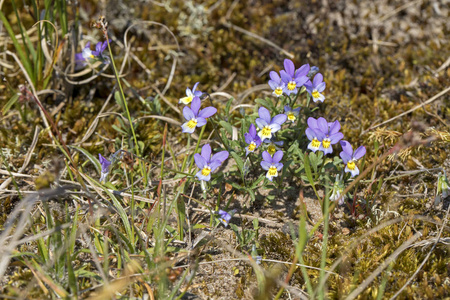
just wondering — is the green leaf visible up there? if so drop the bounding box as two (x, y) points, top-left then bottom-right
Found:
(251, 174), (265, 188)
(70, 146), (101, 173)
(219, 120), (233, 135)
(2, 93), (19, 115)
(230, 151), (244, 175)
(0, 10), (34, 84)
(225, 97), (234, 118)
(304, 153), (320, 201)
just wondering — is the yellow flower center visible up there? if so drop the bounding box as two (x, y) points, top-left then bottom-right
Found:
(347, 161), (356, 170)
(201, 166), (211, 176)
(187, 119), (197, 129)
(180, 95), (193, 104)
(322, 138), (331, 149)
(268, 166), (278, 177)
(312, 90), (320, 99)
(261, 126), (272, 138)
(268, 144), (276, 156)
(287, 112), (296, 122)
(287, 81), (296, 91)
(311, 138), (321, 148)
(274, 87), (283, 96)
(248, 142), (256, 152)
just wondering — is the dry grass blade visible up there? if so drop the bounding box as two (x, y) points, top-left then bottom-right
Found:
(0, 126), (40, 192)
(364, 86), (450, 133)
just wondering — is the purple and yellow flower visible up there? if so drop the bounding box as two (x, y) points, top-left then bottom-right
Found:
(255, 107), (287, 142)
(75, 41), (108, 68)
(280, 59), (310, 96)
(181, 97), (217, 134)
(179, 82), (202, 105)
(340, 140), (366, 177)
(194, 144), (229, 181)
(217, 209), (233, 227)
(99, 154), (112, 182)
(305, 117), (343, 154)
(268, 71), (286, 97)
(305, 73), (326, 102)
(261, 150), (283, 181)
(284, 105), (301, 123)
(244, 124), (262, 155)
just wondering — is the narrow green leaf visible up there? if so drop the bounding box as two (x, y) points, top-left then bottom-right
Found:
(304, 153), (321, 201)
(70, 146), (101, 173)
(230, 152), (244, 175)
(2, 93), (19, 115)
(0, 11), (34, 84)
(219, 120), (233, 135)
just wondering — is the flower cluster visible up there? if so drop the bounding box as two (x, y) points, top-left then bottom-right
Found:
(306, 117), (344, 155)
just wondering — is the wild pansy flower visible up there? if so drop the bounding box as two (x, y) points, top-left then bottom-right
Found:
(280, 59), (310, 96)
(329, 174), (345, 205)
(255, 107), (287, 142)
(179, 82), (202, 105)
(216, 209), (233, 227)
(194, 144), (229, 182)
(340, 140), (366, 177)
(268, 71), (286, 97)
(75, 41), (108, 68)
(284, 105), (301, 123)
(264, 138), (283, 156)
(244, 124), (262, 155)
(99, 154), (112, 182)
(261, 150), (283, 181)
(305, 73), (326, 102)
(305, 117), (343, 154)
(181, 97), (217, 134)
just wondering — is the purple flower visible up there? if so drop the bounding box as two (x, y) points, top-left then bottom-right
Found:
(340, 140), (366, 177)
(284, 105), (301, 123)
(255, 107), (287, 142)
(194, 144), (229, 181)
(217, 209), (233, 227)
(179, 82), (202, 105)
(268, 71), (286, 97)
(244, 124), (262, 155)
(305, 73), (326, 102)
(75, 41), (108, 68)
(181, 97), (217, 134)
(305, 117), (343, 154)
(99, 154), (112, 182)
(260, 150), (283, 181)
(280, 59), (310, 96)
